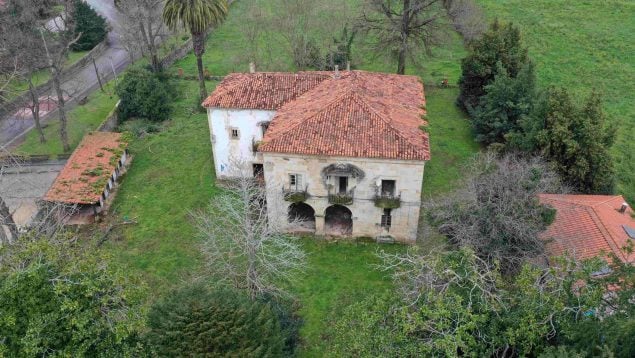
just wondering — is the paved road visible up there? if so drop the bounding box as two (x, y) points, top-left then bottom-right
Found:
(0, 0), (134, 148)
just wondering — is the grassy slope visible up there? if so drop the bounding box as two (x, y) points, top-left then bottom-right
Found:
(16, 81), (118, 155)
(478, 0), (635, 202)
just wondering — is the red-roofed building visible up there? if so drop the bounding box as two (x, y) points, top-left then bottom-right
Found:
(539, 194), (635, 264)
(44, 132), (130, 223)
(203, 70), (429, 242)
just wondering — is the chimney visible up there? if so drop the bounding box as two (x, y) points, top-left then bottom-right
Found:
(249, 62), (256, 73)
(346, 61), (351, 71)
(334, 65), (340, 79)
(619, 202), (629, 214)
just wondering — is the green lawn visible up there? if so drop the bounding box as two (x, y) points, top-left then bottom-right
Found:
(15, 81), (118, 156)
(478, 0), (635, 202)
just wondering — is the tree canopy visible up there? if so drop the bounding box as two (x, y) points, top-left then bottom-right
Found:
(72, 0), (108, 51)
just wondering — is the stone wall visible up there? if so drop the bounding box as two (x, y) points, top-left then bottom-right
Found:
(263, 152), (426, 242)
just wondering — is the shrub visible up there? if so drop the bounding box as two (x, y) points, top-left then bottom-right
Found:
(146, 284), (285, 357)
(119, 119), (163, 138)
(115, 67), (172, 122)
(71, 0), (107, 51)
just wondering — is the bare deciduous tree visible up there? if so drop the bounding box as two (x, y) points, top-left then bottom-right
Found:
(116, 0), (167, 72)
(193, 161), (305, 299)
(425, 153), (566, 275)
(39, 0), (81, 152)
(358, 0), (483, 74)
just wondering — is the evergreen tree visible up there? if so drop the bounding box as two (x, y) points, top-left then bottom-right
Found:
(147, 284), (285, 357)
(530, 88), (616, 194)
(472, 61), (537, 146)
(458, 20), (530, 111)
(71, 0), (108, 51)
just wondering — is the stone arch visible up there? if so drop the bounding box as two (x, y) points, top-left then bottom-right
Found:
(324, 205), (353, 236)
(287, 202), (316, 232)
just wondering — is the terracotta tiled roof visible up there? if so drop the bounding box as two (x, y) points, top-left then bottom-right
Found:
(44, 132), (128, 205)
(202, 72), (331, 110)
(539, 194), (635, 264)
(259, 71), (429, 161)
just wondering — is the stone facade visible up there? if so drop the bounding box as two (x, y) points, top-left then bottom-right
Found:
(263, 152), (425, 242)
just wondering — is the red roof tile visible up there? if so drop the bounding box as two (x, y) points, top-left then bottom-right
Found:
(202, 72), (330, 110)
(539, 194), (635, 264)
(44, 132), (128, 205)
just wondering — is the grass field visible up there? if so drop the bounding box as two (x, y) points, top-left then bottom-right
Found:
(15, 81), (118, 156)
(478, 0), (635, 202)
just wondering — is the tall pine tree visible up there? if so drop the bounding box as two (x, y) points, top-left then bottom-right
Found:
(458, 20), (530, 112)
(71, 0), (107, 51)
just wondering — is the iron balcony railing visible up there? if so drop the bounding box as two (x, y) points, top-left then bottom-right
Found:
(374, 192), (401, 209)
(282, 184), (309, 202)
(328, 188), (355, 205)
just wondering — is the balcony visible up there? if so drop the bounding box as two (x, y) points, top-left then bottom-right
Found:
(328, 188), (354, 205)
(283, 185), (309, 203)
(374, 193), (401, 209)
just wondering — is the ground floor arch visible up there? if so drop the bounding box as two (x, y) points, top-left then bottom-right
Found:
(324, 204), (353, 236)
(288, 202), (316, 232)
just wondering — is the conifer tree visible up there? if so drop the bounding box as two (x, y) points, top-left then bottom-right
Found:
(71, 0), (107, 51)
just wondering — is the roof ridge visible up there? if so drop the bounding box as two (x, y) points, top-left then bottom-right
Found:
(346, 86), (426, 151)
(586, 205), (628, 262)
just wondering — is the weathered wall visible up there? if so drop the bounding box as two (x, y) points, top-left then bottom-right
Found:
(263, 152), (426, 242)
(208, 108), (275, 177)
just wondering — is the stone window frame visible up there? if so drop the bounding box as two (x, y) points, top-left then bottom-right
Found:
(230, 127), (240, 139)
(289, 173), (303, 190)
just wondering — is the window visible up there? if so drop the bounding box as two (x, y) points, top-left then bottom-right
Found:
(289, 174), (302, 190)
(381, 180), (396, 196)
(230, 128), (240, 139)
(381, 208), (392, 228)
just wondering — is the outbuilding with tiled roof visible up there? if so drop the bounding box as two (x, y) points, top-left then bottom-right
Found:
(539, 194), (635, 264)
(44, 132), (130, 223)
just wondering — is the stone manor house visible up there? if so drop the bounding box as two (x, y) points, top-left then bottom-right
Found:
(203, 70), (430, 242)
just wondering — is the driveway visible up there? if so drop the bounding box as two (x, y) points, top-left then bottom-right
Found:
(0, 0), (135, 147)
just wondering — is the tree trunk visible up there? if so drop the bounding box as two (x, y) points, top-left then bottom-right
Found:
(397, 0), (411, 75)
(139, 21), (161, 72)
(27, 79), (46, 143)
(0, 194), (18, 244)
(52, 71), (70, 153)
(192, 31), (207, 103)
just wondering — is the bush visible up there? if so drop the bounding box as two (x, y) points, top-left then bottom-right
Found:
(115, 67), (172, 122)
(146, 284), (286, 357)
(119, 119), (163, 138)
(71, 0), (107, 51)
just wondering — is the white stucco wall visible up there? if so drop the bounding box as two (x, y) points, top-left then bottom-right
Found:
(263, 153), (426, 242)
(207, 108), (276, 178)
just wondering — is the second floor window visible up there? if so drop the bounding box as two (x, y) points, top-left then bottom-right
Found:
(289, 174), (303, 189)
(230, 128), (240, 139)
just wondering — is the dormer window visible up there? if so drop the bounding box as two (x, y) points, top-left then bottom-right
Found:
(230, 128), (240, 139)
